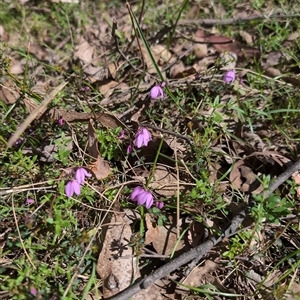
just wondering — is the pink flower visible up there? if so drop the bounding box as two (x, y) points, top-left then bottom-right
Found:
(118, 129), (125, 140)
(223, 70), (236, 83)
(30, 287), (38, 296)
(131, 186), (154, 209)
(58, 117), (64, 126)
(134, 128), (151, 148)
(155, 201), (164, 209)
(26, 198), (35, 205)
(65, 180), (81, 198)
(127, 144), (133, 154)
(75, 168), (92, 184)
(150, 84), (164, 99)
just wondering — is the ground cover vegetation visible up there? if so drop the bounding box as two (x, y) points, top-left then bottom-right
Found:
(0, 0), (300, 299)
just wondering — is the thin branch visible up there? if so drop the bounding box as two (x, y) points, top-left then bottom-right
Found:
(107, 158), (300, 300)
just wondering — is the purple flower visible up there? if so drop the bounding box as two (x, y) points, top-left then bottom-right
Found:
(150, 84), (164, 99)
(30, 287), (37, 296)
(223, 70), (236, 83)
(65, 180), (81, 198)
(127, 144), (133, 154)
(26, 198), (35, 205)
(155, 201), (164, 209)
(118, 129), (125, 140)
(75, 168), (92, 184)
(131, 186), (154, 209)
(134, 128), (152, 148)
(58, 117), (64, 126)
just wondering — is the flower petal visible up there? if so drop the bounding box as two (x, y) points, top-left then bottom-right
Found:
(65, 181), (74, 198)
(72, 180), (81, 196)
(134, 133), (144, 148)
(223, 70), (236, 83)
(131, 186), (144, 201)
(144, 191), (154, 209)
(136, 191), (147, 206)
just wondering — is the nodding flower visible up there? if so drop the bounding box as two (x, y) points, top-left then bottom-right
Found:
(131, 186), (154, 209)
(134, 128), (152, 148)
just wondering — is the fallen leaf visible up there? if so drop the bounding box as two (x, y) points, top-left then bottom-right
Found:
(152, 222), (187, 256)
(0, 79), (20, 104)
(27, 42), (50, 61)
(177, 260), (219, 294)
(98, 81), (128, 98)
(0, 25), (9, 42)
(151, 44), (173, 65)
(170, 61), (185, 78)
(239, 30), (253, 45)
(87, 120), (111, 180)
(145, 213), (159, 245)
(97, 213), (163, 299)
(149, 165), (180, 197)
(74, 39), (95, 64)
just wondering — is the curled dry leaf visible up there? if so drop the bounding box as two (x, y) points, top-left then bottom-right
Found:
(177, 259), (218, 294)
(27, 42), (50, 61)
(239, 30), (253, 45)
(169, 61), (185, 79)
(145, 213), (159, 245)
(48, 109), (123, 129)
(0, 79), (20, 104)
(151, 44), (173, 65)
(152, 224), (185, 256)
(0, 25), (9, 42)
(98, 81), (129, 98)
(88, 156), (110, 180)
(230, 151), (292, 194)
(149, 165), (181, 197)
(87, 119), (110, 180)
(74, 38), (95, 64)
(97, 213), (163, 299)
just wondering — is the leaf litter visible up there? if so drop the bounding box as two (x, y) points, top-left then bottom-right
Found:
(1, 0), (300, 299)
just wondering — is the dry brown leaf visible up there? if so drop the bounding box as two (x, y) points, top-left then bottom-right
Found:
(186, 221), (205, 247)
(97, 213), (137, 298)
(170, 61), (185, 78)
(177, 260), (218, 294)
(84, 65), (110, 83)
(74, 39), (95, 64)
(262, 51), (283, 68)
(0, 79), (20, 104)
(23, 97), (39, 114)
(98, 81), (128, 98)
(48, 109), (123, 129)
(0, 25), (9, 42)
(152, 222), (186, 256)
(88, 156), (110, 180)
(194, 32), (208, 59)
(149, 165), (180, 197)
(171, 67), (197, 79)
(140, 43), (163, 74)
(86, 120), (110, 179)
(292, 173), (300, 185)
(145, 213), (159, 245)
(97, 213), (162, 299)
(151, 44), (172, 65)
(27, 42), (50, 61)
(287, 31), (300, 41)
(239, 30), (253, 45)
(88, 119), (99, 159)
(10, 61), (24, 75)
